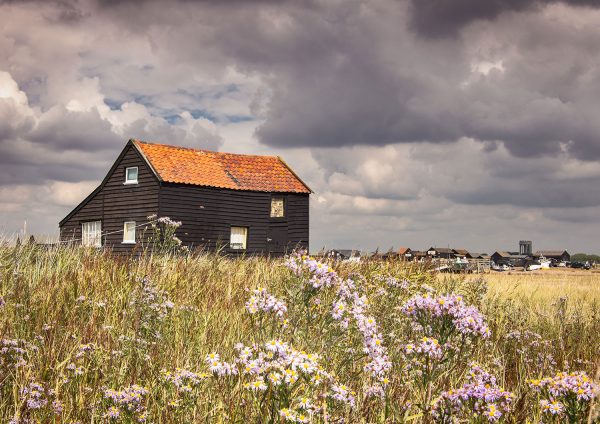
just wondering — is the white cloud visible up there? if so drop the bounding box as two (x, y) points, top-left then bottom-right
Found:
(0, 0), (600, 254)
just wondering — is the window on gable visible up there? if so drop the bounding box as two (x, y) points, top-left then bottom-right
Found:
(123, 221), (136, 244)
(82, 221), (102, 247)
(230, 226), (248, 250)
(125, 167), (138, 184)
(270, 197), (285, 218)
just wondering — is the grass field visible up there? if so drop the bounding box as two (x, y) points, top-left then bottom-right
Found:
(1, 245), (598, 423)
(484, 268), (600, 305)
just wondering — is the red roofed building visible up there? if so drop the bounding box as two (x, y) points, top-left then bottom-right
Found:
(59, 139), (311, 254)
(397, 247), (413, 261)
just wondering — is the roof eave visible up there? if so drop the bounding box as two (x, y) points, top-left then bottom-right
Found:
(131, 139), (163, 183)
(276, 156), (313, 194)
(159, 179), (309, 194)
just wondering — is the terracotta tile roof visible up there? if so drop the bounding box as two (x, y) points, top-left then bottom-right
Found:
(133, 140), (311, 193)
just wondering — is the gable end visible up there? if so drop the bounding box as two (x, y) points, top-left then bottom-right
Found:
(59, 140), (160, 227)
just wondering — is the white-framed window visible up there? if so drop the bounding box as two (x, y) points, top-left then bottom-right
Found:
(270, 197), (285, 218)
(82, 221), (102, 247)
(124, 167), (138, 184)
(123, 221), (136, 244)
(230, 226), (248, 250)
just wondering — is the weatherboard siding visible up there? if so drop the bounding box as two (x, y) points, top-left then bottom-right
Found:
(59, 144), (160, 253)
(59, 191), (104, 242)
(159, 184), (309, 255)
(102, 145), (159, 253)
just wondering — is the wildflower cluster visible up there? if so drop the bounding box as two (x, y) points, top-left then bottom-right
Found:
(528, 371), (598, 421)
(242, 342), (330, 388)
(400, 292), (492, 417)
(147, 214), (184, 252)
(12, 381), (63, 422)
(209, 341), (354, 421)
(103, 385), (149, 421)
(433, 364), (514, 422)
(286, 254), (391, 384)
(162, 368), (208, 392)
(61, 342), (106, 387)
(20, 382), (48, 411)
(373, 274), (410, 290)
(129, 277), (174, 343)
(505, 330), (556, 373)
(404, 337), (443, 360)
(285, 251), (338, 289)
(331, 383), (356, 407)
(402, 293), (490, 340)
(161, 368), (209, 411)
(332, 278), (392, 382)
(205, 352), (238, 377)
(279, 407), (312, 423)
(1, 338), (32, 369)
(155, 216), (182, 227)
(245, 287), (287, 318)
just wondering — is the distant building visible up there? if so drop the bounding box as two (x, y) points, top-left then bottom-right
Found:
(319, 249), (363, 261)
(491, 251), (511, 265)
(397, 247), (413, 261)
(519, 240), (533, 256)
(412, 251), (428, 261)
(534, 250), (570, 262)
(508, 255), (530, 267)
(427, 247), (454, 259)
(452, 248), (470, 258)
(492, 251), (530, 267)
(381, 249), (399, 260)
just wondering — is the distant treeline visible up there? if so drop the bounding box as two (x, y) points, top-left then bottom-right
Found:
(571, 253), (600, 263)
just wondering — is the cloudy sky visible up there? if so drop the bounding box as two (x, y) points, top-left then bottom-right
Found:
(1, 0), (600, 253)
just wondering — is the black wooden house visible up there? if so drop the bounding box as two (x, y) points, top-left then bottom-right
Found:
(59, 139), (311, 255)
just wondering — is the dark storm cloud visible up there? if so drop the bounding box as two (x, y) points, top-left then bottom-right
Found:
(451, 180), (600, 209)
(93, 0), (302, 5)
(409, 0), (535, 38)
(235, 1), (600, 163)
(408, 0), (600, 38)
(0, 159), (107, 185)
(29, 107), (122, 152)
(2, 0), (600, 251)
(48, 0), (600, 161)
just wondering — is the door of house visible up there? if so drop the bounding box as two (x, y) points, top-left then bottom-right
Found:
(267, 226), (288, 256)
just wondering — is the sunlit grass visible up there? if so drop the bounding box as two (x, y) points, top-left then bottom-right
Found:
(483, 269), (600, 308)
(1, 245), (598, 422)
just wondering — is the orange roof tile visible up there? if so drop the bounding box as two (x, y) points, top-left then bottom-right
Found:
(133, 139), (311, 193)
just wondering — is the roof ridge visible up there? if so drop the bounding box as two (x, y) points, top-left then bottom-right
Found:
(131, 139), (311, 194)
(133, 139), (280, 159)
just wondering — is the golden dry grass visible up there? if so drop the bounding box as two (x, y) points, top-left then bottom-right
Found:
(483, 268), (600, 305)
(2, 246), (599, 422)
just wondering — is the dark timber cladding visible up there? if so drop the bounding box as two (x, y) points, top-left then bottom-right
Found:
(159, 185), (308, 254)
(59, 143), (160, 254)
(59, 139), (311, 255)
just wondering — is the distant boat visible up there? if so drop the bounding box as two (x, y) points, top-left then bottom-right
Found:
(491, 263), (510, 272)
(527, 257), (551, 271)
